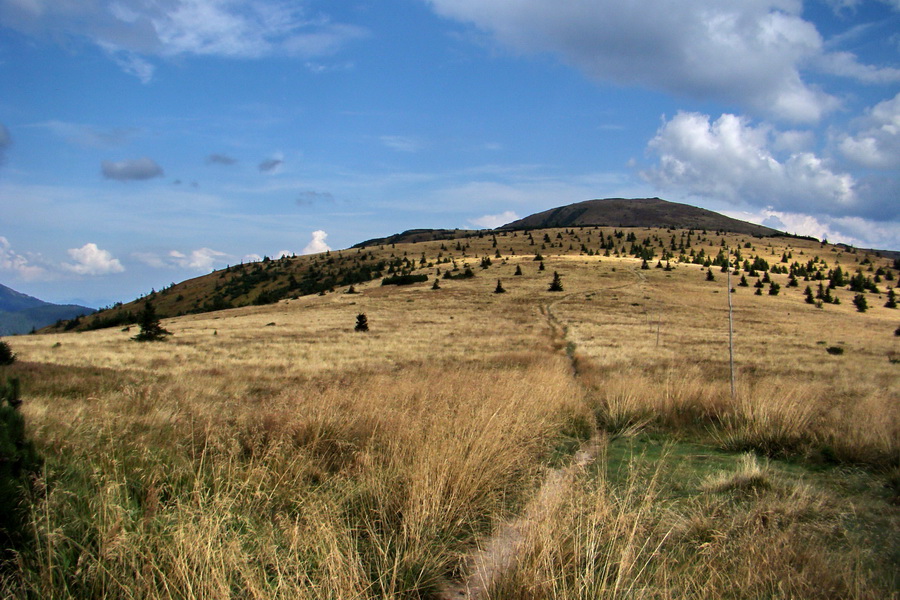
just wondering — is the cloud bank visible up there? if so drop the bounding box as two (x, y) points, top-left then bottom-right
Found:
(0, 0), (368, 82)
(424, 0), (898, 122)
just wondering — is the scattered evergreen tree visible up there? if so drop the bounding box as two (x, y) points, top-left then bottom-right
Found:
(538, 261), (546, 271)
(514, 264), (523, 276)
(768, 282), (781, 296)
(706, 269), (715, 281)
(738, 275), (749, 287)
(885, 288), (897, 309)
(494, 279), (506, 294)
(355, 313), (369, 332)
(804, 286), (815, 304)
(641, 259), (650, 270)
(132, 301), (171, 342)
(853, 294), (868, 313)
(755, 287), (762, 296)
(345, 285), (358, 294)
(548, 271), (563, 292)
(0, 341), (14, 366)
(432, 278), (441, 290)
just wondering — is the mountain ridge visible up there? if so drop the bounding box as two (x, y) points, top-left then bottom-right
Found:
(0, 283), (95, 336)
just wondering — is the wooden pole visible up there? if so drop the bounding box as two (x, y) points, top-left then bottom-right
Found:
(727, 259), (735, 401)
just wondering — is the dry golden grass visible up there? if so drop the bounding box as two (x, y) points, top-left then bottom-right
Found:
(2, 227), (898, 598)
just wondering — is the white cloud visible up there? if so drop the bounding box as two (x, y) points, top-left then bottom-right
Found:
(169, 248), (228, 270)
(839, 92), (900, 169)
(423, 0), (896, 123)
(0, 236), (47, 280)
(101, 157), (164, 181)
(62, 243), (125, 276)
(468, 210), (519, 228)
(643, 111), (857, 215)
(301, 230), (330, 255)
(0, 0), (368, 81)
(381, 135), (423, 152)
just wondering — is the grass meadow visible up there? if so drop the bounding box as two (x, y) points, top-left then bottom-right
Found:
(1, 228), (897, 598)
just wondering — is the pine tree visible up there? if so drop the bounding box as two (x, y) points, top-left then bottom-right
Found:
(432, 279), (441, 290)
(706, 269), (715, 281)
(494, 279), (506, 294)
(853, 294), (868, 313)
(548, 271), (563, 292)
(885, 288), (897, 309)
(514, 264), (523, 276)
(355, 313), (369, 332)
(132, 301), (171, 342)
(0, 341), (14, 366)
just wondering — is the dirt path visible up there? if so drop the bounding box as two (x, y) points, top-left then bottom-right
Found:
(435, 269), (642, 599)
(435, 434), (603, 599)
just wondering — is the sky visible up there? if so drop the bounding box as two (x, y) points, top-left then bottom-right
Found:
(0, 0), (898, 307)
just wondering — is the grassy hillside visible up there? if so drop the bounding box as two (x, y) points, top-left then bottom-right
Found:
(3, 226), (898, 598)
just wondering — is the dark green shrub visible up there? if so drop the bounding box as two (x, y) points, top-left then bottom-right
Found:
(494, 279), (506, 294)
(381, 273), (428, 286)
(853, 294), (868, 313)
(355, 313), (369, 332)
(826, 346), (844, 355)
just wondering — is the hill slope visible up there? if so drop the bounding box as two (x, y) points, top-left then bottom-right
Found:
(499, 197), (780, 236)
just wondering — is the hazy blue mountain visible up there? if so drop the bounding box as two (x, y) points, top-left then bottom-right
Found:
(0, 283), (94, 336)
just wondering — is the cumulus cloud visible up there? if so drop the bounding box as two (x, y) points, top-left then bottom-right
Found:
(62, 243), (125, 276)
(0, 0), (367, 82)
(643, 111), (859, 217)
(0, 236), (47, 280)
(134, 247), (229, 271)
(101, 157), (164, 181)
(168, 248), (228, 271)
(207, 153), (238, 165)
(258, 155), (283, 173)
(839, 92), (900, 169)
(301, 230), (331, 255)
(423, 0), (895, 122)
(469, 210), (520, 228)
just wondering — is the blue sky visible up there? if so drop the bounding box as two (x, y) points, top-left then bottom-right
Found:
(1, 0), (898, 307)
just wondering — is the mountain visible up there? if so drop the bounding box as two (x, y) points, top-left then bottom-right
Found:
(499, 197), (781, 236)
(42, 196), (833, 334)
(0, 283), (94, 336)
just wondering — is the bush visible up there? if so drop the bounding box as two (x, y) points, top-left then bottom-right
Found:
(853, 294), (868, 313)
(826, 346), (844, 355)
(0, 377), (41, 565)
(0, 341), (14, 366)
(355, 313), (369, 332)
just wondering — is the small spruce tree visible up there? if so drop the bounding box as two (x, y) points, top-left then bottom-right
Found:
(885, 288), (897, 309)
(706, 269), (715, 281)
(432, 279), (441, 290)
(514, 264), (523, 276)
(548, 271), (563, 292)
(494, 279), (506, 294)
(853, 294), (868, 312)
(355, 313), (369, 332)
(132, 301), (171, 342)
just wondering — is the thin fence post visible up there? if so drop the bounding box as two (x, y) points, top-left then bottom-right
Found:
(728, 259), (735, 401)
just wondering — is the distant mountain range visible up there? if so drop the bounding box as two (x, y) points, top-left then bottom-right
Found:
(0, 284), (94, 336)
